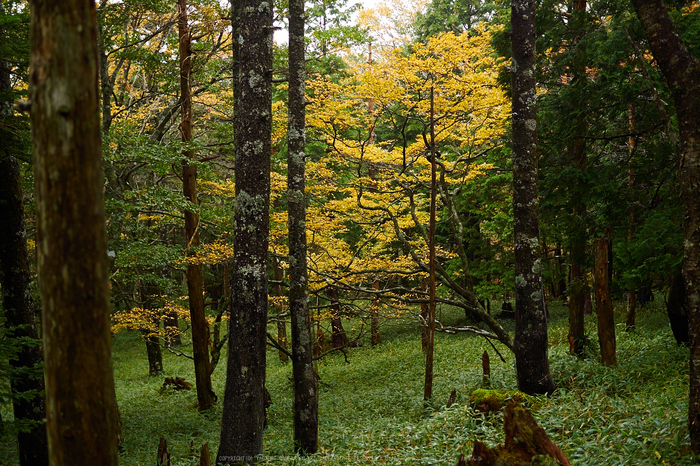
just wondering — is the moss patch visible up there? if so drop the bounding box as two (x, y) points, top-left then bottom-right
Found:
(470, 389), (532, 414)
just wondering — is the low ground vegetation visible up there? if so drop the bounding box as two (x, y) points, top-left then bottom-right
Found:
(0, 300), (692, 465)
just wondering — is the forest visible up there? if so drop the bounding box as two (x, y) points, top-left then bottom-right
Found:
(0, 0), (699, 464)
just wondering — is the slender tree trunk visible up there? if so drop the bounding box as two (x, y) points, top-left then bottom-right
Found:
(29, 1), (120, 464)
(217, 0), (273, 462)
(287, 0), (318, 452)
(178, 0), (216, 411)
(630, 0), (700, 453)
(273, 257), (289, 362)
(140, 282), (164, 376)
(0, 159), (49, 465)
(626, 104), (638, 331)
(420, 277), (430, 353)
(511, 0), (555, 395)
(593, 237), (617, 366)
(371, 280), (381, 346)
(424, 86), (437, 403)
(568, 0), (588, 357)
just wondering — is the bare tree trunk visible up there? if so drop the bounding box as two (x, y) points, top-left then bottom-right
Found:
(424, 86), (437, 403)
(568, 0), (587, 357)
(0, 19), (48, 463)
(630, 0), (700, 452)
(273, 257), (289, 362)
(593, 237), (617, 366)
(217, 0), (273, 462)
(140, 282), (164, 376)
(29, 1), (120, 464)
(511, 0), (555, 395)
(178, 0), (216, 411)
(288, 0), (318, 452)
(420, 277), (430, 353)
(0, 160), (49, 465)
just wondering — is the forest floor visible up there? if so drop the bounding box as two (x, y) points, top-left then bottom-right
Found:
(0, 299), (695, 465)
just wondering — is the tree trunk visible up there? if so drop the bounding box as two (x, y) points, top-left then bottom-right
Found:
(273, 257), (289, 362)
(420, 277), (430, 353)
(217, 0), (273, 462)
(424, 86), (438, 403)
(178, 0), (217, 411)
(29, 1), (120, 464)
(593, 237), (617, 366)
(0, 159), (49, 465)
(629, 0), (700, 453)
(0, 19), (49, 464)
(287, 0), (318, 453)
(140, 282), (164, 376)
(567, 0), (588, 358)
(371, 280), (381, 346)
(511, 0), (555, 395)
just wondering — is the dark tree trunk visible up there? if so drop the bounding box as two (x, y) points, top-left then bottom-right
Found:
(371, 280), (381, 346)
(29, 1), (120, 464)
(178, 0), (217, 412)
(668, 270), (689, 346)
(328, 287), (349, 348)
(630, 0), (700, 453)
(140, 282), (164, 376)
(421, 277), (430, 353)
(510, 0), (555, 395)
(424, 86), (438, 403)
(567, 0), (588, 358)
(0, 18), (48, 464)
(217, 0), (273, 462)
(287, 0), (318, 453)
(593, 237), (617, 366)
(0, 159), (49, 465)
(273, 257), (289, 362)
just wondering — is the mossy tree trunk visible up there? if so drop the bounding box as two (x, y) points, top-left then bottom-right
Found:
(288, 0), (319, 454)
(29, 0), (120, 464)
(217, 0), (273, 462)
(511, 0), (556, 395)
(630, 0), (700, 453)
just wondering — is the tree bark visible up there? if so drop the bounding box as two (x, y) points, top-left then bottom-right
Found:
(593, 237), (617, 366)
(287, 0), (318, 453)
(217, 0), (273, 462)
(29, 1), (120, 464)
(511, 0), (555, 395)
(629, 0), (700, 453)
(178, 0), (217, 412)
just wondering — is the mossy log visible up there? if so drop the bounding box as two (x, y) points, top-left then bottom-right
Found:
(466, 400), (570, 466)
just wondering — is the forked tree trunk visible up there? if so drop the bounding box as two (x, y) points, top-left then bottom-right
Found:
(217, 0), (273, 462)
(511, 0), (555, 395)
(288, 0), (318, 453)
(593, 237), (617, 366)
(630, 0), (700, 453)
(178, 0), (216, 411)
(29, 1), (120, 464)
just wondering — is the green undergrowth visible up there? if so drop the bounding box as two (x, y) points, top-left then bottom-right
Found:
(0, 300), (694, 465)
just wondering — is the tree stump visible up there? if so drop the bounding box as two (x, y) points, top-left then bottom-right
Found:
(466, 400), (570, 465)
